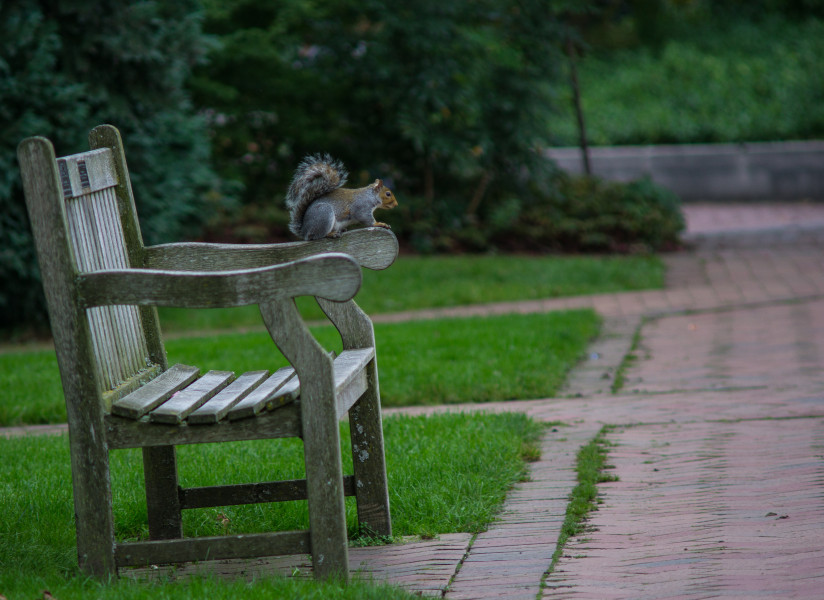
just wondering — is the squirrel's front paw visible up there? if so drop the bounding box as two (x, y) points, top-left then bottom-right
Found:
(373, 222), (392, 229)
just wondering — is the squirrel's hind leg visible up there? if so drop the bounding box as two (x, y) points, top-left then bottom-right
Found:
(301, 202), (336, 240)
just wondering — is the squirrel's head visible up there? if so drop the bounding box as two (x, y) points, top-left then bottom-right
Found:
(373, 179), (398, 209)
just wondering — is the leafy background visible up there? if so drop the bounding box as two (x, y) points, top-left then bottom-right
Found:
(3, 0), (823, 329)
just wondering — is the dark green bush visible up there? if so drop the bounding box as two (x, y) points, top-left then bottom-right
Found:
(551, 16), (824, 146)
(202, 168), (684, 255)
(191, 0), (577, 213)
(0, 1), (226, 331)
(503, 174), (685, 253)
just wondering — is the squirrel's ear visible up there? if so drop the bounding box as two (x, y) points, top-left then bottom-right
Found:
(373, 179), (383, 189)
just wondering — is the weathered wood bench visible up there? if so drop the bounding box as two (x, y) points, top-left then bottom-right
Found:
(18, 124), (397, 581)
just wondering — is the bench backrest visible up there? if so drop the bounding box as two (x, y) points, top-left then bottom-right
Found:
(58, 148), (153, 394)
(19, 125), (166, 412)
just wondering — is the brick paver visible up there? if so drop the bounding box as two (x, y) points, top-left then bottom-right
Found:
(544, 419), (824, 599)
(5, 204), (824, 598)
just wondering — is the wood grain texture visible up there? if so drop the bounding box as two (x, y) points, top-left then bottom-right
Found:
(226, 366), (297, 421)
(105, 403), (302, 449)
(179, 476), (357, 509)
(318, 298), (392, 536)
(188, 370), (270, 424)
(64, 184), (149, 391)
(150, 370), (235, 424)
(102, 364), (163, 410)
(88, 125), (167, 371)
(112, 364), (200, 419)
(142, 445), (183, 540)
(56, 148), (117, 198)
(76, 253), (362, 309)
(18, 135), (117, 576)
(115, 531), (311, 567)
(259, 299), (349, 580)
(144, 227), (399, 272)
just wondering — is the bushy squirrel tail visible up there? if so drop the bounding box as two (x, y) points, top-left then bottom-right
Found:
(286, 153), (348, 237)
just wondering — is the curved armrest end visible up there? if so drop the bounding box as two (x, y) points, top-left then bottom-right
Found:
(335, 228), (399, 270)
(144, 228), (398, 271)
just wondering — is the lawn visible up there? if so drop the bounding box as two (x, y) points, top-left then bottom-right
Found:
(0, 252), (643, 596)
(156, 253), (663, 331)
(550, 17), (824, 146)
(0, 310), (599, 425)
(0, 411), (546, 599)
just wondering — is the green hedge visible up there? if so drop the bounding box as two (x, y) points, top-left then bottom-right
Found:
(505, 174), (685, 253)
(0, 1), (226, 329)
(551, 16), (824, 146)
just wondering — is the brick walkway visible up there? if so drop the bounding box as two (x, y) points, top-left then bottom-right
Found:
(6, 203), (824, 598)
(387, 204), (824, 598)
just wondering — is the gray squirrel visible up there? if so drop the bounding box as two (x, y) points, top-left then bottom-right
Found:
(285, 153), (398, 240)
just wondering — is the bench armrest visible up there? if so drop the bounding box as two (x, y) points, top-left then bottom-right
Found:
(143, 228), (398, 273)
(76, 253), (361, 309)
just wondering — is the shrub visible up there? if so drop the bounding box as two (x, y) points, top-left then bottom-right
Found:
(502, 174), (684, 253)
(191, 0), (580, 215)
(372, 172), (683, 254)
(202, 169), (684, 255)
(0, 1), (225, 330)
(551, 16), (824, 146)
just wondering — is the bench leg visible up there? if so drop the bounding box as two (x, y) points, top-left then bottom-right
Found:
(142, 445), (183, 539)
(302, 379), (350, 581)
(69, 429), (117, 576)
(349, 358), (392, 537)
(260, 299), (349, 581)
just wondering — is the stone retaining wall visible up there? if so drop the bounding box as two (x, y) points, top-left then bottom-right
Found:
(546, 140), (824, 201)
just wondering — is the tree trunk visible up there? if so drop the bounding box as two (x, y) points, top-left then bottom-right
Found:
(566, 36), (591, 176)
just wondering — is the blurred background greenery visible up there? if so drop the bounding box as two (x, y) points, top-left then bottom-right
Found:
(2, 0), (822, 329)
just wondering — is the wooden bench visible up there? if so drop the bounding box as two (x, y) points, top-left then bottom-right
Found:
(18, 124), (397, 580)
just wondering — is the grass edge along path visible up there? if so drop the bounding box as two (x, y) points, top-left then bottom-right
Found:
(542, 426), (619, 589)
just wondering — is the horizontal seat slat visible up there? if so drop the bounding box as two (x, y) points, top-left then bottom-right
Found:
(188, 370), (270, 425)
(227, 366), (298, 421)
(109, 350), (375, 425)
(150, 370), (235, 424)
(112, 364), (200, 419)
(332, 348), (374, 390)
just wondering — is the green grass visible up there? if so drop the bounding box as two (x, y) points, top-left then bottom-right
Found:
(156, 254), (663, 331)
(550, 17), (824, 146)
(0, 411), (545, 598)
(547, 427), (618, 573)
(0, 310), (600, 426)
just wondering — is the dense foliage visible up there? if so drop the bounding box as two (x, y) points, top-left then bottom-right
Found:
(504, 174), (684, 253)
(10, 0), (823, 328)
(191, 0), (578, 240)
(192, 0), (685, 253)
(0, 1), (224, 327)
(551, 6), (824, 145)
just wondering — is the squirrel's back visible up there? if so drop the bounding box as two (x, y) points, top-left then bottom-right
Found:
(286, 153), (349, 237)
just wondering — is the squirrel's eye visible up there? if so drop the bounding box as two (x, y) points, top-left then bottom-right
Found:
(385, 191), (391, 197)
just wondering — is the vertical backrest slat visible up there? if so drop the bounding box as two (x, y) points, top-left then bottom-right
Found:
(88, 189), (133, 383)
(59, 149), (152, 393)
(65, 195), (118, 389)
(95, 187), (148, 374)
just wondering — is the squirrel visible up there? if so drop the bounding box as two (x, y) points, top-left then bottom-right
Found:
(285, 153), (398, 240)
